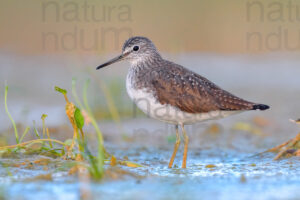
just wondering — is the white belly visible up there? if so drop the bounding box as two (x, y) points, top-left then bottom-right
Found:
(126, 73), (241, 125)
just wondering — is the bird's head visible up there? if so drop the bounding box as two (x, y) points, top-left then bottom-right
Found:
(96, 36), (160, 70)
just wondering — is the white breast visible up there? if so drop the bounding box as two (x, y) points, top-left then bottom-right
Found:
(126, 70), (241, 125)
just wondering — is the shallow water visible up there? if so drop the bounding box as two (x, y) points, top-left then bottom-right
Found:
(2, 146), (300, 200)
(1, 52), (300, 199)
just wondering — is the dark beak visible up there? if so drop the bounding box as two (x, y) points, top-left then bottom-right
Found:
(96, 53), (128, 70)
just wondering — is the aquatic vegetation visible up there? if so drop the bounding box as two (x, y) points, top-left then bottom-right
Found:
(1, 85), (66, 156)
(1, 82), (143, 182)
(4, 84), (19, 144)
(84, 72), (143, 120)
(70, 80), (106, 179)
(86, 72), (125, 130)
(266, 119), (300, 160)
(55, 86), (86, 157)
(41, 114), (53, 148)
(19, 126), (30, 143)
(268, 133), (300, 160)
(205, 164), (217, 169)
(71, 80), (143, 176)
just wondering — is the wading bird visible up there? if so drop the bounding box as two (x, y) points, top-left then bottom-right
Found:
(96, 36), (269, 168)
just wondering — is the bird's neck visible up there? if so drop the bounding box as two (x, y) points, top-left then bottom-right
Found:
(127, 54), (164, 89)
(129, 53), (163, 68)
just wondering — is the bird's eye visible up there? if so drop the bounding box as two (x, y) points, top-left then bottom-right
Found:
(133, 46), (139, 51)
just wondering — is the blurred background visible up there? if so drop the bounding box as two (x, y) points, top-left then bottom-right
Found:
(0, 0), (300, 143)
(3, 1), (300, 199)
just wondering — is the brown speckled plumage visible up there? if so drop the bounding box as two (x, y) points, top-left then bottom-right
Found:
(130, 58), (268, 114)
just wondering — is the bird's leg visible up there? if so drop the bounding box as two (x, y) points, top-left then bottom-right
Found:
(168, 125), (180, 168)
(181, 125), (189, 168)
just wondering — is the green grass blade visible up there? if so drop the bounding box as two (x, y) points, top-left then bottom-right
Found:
(72, 78), (84, 109)
(19, 126), (30, 143)
(72, 79), (105, 178)
(33, 120), (41, 139)
(83, 80), (104, 145)
(88, 71), (122, 123)
(87, 70), (124, 133)
(4, 85), (19, 144)
(83, 80), (104, 177)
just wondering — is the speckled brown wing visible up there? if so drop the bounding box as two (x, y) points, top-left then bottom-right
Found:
(151, 61), (257, 114)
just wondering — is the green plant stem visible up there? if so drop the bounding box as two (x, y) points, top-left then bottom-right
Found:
(83, 80), (104, 145)
(33, 120), (40, 139)
(83, 80), (104, 175)
(46, 128), (53, 148)
(71, 79), (105, 178)
(4, 85), (19, 144)
(72, 78), (84, 109)
(97, 80), (121, 123)
(19, 126), (30, 143)
(42, 118), (45, 139)
(88, 71), (122, 125)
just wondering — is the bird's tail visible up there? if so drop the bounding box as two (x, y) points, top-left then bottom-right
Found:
(252, 104), (270, 110)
